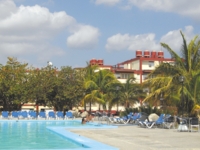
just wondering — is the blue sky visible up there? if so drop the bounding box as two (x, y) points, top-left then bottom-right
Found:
(0, 0), (200, 68)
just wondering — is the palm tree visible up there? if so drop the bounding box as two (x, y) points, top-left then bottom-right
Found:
(81, 64), (99, 112)
(143, 31), (200, 116)
(82, 64), (118, 112)
(105, 76), (145, 113)
(105, 83), (123, 114)
(121, 77), (146, 108)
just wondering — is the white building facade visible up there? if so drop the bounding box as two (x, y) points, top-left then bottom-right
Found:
(91, 50), (174, 84)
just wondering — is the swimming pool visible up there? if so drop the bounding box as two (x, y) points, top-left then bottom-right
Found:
(0, 120), (118, 150)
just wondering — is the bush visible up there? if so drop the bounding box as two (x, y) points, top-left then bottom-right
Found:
(120, 108), (139, 117)
(139, 105), (161, 115)
(120, 106), (162, 117)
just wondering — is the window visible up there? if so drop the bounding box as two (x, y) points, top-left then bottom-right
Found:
(149, 61), (154, 67)
(120, 73), (134, 79)
(115, 74), (121, 79)
(131, 62), (135, 69)
(143, 74), (148, 80)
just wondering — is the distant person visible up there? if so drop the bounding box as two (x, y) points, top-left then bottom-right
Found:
(81, 113), (94, 124)
(81, 117), (87, 124)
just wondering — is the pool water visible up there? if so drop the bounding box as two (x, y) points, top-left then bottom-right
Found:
(0, 121), (88, 149)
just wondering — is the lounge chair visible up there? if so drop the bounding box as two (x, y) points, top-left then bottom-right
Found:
(107, 117), (122, 124)
(18, 111), (23, 118)
(163, 115), (175, 129)
(29, 111), (37, 119)
(154, 114), (165, 127)
(119, 116), (130, 124)
(65, 111), (74, 119)
(130, 113), (141, 124)
(108, 115), (130, 124)
(1, 111), (9, 119)
(101, 111), (109, 121)
(106, 113), (118, 124)
(126, 112), (133, 120)
(137, 112), (149, 126)
(189, 117), (199, 132)
(94, 111), (103, 121)
(38, 111), (46, 119)
(11, 111), (19, 119)
(56, 111), (64, 120)
(139, 114), (165, 128)
(107, 116), (118, 124)
(48, 111), (56, 120)
(142, 121), (156, 128)
(138, 117), (154, 128)
(18, 111), (28, 119)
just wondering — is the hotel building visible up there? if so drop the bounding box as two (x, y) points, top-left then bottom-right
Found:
(90, 50), (174, 84)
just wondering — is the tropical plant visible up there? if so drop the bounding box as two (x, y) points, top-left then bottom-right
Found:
(120, 106), (161, 117)
(82, 64), (118, 112)
(139, 105), (161, 116)
(120, 107), (139, 117)
(121, 77), (146, 108)
(105, 83), (123, 114)
(143, 31), (200, 116)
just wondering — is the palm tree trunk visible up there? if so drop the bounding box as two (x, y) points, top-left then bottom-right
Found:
(89, 101), (91, 113)
(3, 99), (7, 111)
(84, 103), (86, 111)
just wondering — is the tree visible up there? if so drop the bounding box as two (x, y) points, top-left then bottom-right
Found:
(105, 83), (123, 113)
(105, 76), (145, 114)
(27, 67), (55, 112)
(82, 64), (118, 112)
(143, 31), (200, 115)
(121, 77), (136, 108)
(0, 57), (29, 111)
(26, 65), (84, 112)
(55, 66), (84, 111)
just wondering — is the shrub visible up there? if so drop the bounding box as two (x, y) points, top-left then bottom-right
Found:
(120, 105), (163, 117)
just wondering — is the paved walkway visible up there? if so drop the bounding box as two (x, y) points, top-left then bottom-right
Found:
(70, 124), (200, 150)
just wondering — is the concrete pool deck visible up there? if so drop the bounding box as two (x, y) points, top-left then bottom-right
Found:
(70, 122), (200, 150)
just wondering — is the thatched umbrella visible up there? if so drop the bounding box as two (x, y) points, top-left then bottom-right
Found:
(148, 113), (159, 122)
(81, 111), (88, 118)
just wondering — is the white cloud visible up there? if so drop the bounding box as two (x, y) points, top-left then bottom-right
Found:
(106, 33), (160, 51)
(106, 34), (131, 50)
(128, 0), (200, 21)
(0, 0), (100, 66)
(0, 0), (17, 19)
(0, 5), (75, 36)
(95, 0), (121, 6)
(160, 26), (195, 51)
(106, 26), (195, 53)
(67, 25), (100, 49)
